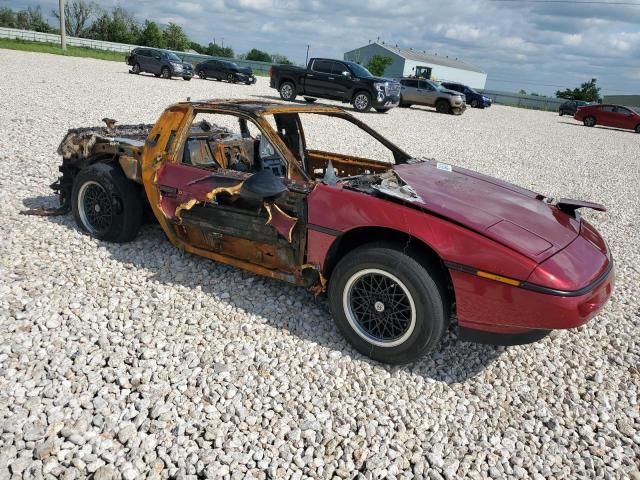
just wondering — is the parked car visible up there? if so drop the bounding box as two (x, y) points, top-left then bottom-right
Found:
(195, 59), (256, 84)
(440, 82), (492, 108)
(126, 48), (193, 80)
(558, 100), (590, 116)
(269, 58), (401, 112)
(574, 104), (640, 133)
(43, 100), (613, 364)
(399, 79), (466, 114)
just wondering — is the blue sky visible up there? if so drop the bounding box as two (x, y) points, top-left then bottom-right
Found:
(3, 0), (640, 95)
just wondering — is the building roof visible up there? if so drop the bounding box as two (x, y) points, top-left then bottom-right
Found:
(372, 43), (485, 74)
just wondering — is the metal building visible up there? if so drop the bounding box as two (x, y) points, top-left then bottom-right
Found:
(344, 42), (487, 89)
(603, 95), (640, 108)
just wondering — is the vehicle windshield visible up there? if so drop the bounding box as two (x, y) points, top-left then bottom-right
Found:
(166, 52), (182, 62)
(465, 86), (478, 94)
(346, 62), (373, 78)
(224, 61), (239, 68)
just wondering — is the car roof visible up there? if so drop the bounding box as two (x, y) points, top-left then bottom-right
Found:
(178, 99), (345, 115)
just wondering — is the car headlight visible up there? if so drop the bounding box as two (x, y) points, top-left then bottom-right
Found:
(171, 62), (183, 71)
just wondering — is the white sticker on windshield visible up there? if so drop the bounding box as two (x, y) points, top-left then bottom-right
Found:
(437, 162), (452, 172)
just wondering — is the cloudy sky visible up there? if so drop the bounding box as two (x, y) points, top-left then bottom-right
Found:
(5, 0), (640, 94)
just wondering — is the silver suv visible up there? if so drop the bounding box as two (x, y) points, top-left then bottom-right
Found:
(399, 79), (466, 115)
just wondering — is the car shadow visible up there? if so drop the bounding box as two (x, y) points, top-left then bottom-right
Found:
(22, 195), (503, 384)
(557, 121), (636, 133)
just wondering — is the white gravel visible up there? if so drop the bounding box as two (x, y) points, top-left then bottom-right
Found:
(0, 49), (639, 479)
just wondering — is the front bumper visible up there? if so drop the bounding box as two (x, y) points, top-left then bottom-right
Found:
(236, 74), (257, 84)
(373, 94), (400, 109)
(450, 222), (614, 346)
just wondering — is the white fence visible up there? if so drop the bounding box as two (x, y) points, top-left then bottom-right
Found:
(0, 26), (137, 53)
(0, 27), (275, 73)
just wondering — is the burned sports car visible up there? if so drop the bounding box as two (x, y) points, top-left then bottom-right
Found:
(44, 100), (614, 364)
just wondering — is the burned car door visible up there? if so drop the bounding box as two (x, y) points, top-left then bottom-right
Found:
(152, 112), (311, 275)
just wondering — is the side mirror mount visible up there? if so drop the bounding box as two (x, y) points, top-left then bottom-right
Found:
(239, 170), (287, 202)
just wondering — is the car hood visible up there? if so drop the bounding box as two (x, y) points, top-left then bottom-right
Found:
(439, 88), (464, 96)
(393, 161), (581, 261)
(371, 76), (400, 84)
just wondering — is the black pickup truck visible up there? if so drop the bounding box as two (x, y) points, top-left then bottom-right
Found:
(269, 58), (401, 113)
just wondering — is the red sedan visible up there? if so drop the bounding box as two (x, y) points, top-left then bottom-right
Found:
(45, 101), (614, 364)
(574, 103), (640, 133)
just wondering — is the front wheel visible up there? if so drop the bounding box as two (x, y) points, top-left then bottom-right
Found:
(198, 70), (206, 79)
(375, 108), (390, 113)
(304, 97), (317, 103)
(161, 67), (171, 79)
(436, 100), (450, 114)
(635, 124), (640, 134)
(71, 163), (143, 243)
(183, 76), (191, 81)
(132, 63), (141, 74)
(584, 116), (596, 127)
(352, 92), (372, 112)
(328, 244), (448, 364)
(470, 99), (479, 108)
(559, 110), (564, 116)
(227, 73), (235, 83)
(279, 81), (297, 101)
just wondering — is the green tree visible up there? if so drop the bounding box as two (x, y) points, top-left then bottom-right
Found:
(556, 78), (601, 102)
(245, 48), (272, 62)
(519, 89), (527, 95)
(139, 20), (165, 48)
(1, 6), (52, 32)
(88, 7), (138, 43)
(205, 43), (234, 58)
(162, 22), (189, 51)
(271, 53), (292, 65)
(366, 55), (393, 76)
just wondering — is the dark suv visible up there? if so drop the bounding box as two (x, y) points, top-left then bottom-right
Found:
(126, 48), (193, 80)
(440, 82), (491, 108)
(558, 100), (590, 116)
(194, 60), (256, 84)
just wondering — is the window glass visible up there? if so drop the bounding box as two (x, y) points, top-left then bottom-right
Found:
(313, 60), (333, 74)
(600, 106), (615, 112)
(401, 79), (418, 88)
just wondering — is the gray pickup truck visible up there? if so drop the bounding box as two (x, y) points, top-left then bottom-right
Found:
(399, 78), (467, 115)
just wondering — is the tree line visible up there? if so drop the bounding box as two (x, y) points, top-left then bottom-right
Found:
(0, 2), (292, 63)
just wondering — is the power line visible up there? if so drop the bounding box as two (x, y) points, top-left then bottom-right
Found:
(491, 0), (640, 5)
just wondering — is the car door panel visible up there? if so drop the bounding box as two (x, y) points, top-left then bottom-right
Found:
(154, 162), (308, 273)
(419, 81), (437, 106)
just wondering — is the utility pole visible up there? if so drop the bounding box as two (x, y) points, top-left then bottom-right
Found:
(59, 0), (66, 50)
(305, 44), (310, 65)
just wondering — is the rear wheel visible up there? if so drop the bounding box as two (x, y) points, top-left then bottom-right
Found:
(352, 91), (372, 112)
(161, 67), (171, 79)
(584, 116), (596, 127)
(436, 100), (450, 114)
(132, 63), (141, 74)
(227, 73), (235, 83)
(183, 76), (191, 81)
(304, 97), (317, 103)
(635, 124), (640, 133)
(279, 81), (297, 101)
(375, 108), (390, 113)
(559, 110), (564, 116)
(470, 99), (479, 108)
(198, 70), (206, 79)
(72, 163), (143, 243)
(328, 243), (448, 364)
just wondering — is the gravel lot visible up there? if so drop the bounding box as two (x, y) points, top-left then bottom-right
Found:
(0, 49), (639, 480)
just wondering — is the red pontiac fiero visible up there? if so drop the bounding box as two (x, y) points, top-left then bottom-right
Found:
(47, 100), (614, 364)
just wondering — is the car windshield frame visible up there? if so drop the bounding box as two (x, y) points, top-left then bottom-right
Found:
(346, 62), (374, 78)
(223, 61), (239, 69)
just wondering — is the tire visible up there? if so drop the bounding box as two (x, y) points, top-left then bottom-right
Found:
(183, 77), (191, 81)
(375, 108), (390, 113)
(71, 163), (143, 243)
(227, 73), (235, 83)
(436, 100), (450, 114)
(328, 243), (448, 364)
(161, 67), (171, 79)
(304, 97), (317, 103)
(154, 74), (161, 78)
(559, 110), (564, 116)
(352, 91), (372, 112)
(635, 124), (640, 134)
(279, 81), (297, 101)
(470, 99), (479, 108)
(132, 63), (141, 74)
(398, 97), (411, 108)
(198, 70), (206, 79)
(584, 116), (596, 127)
